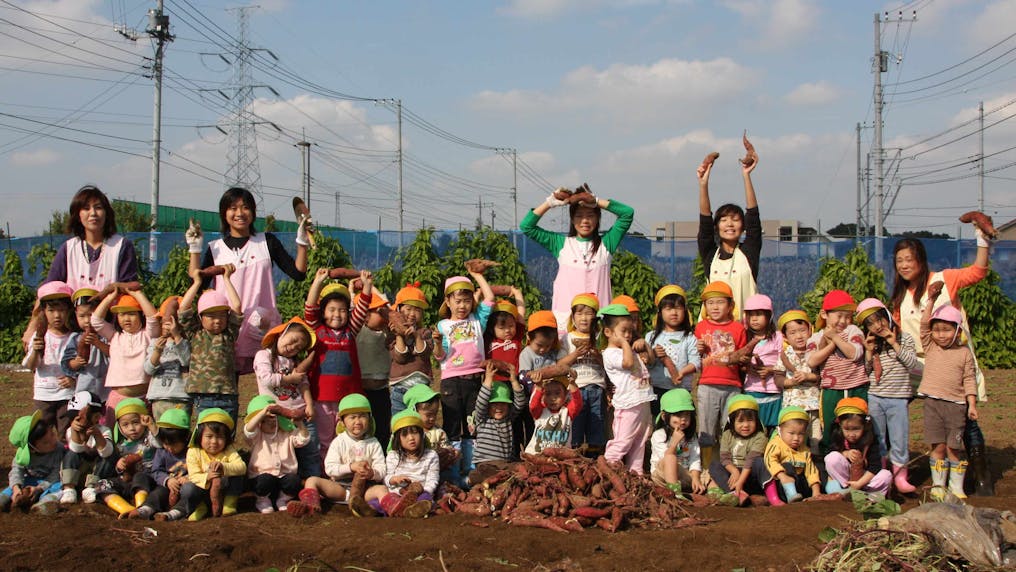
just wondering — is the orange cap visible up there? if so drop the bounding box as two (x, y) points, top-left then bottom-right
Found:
(262, 316), (317, 350)
(701, 281), (733, 301)
(395, 282), (429, 310)
(157, 295), (181, 318)
(527, 310), (558, 332)
(611, 295), (639, 314)
(356, 291), (389, 311)
(110, 294), (141, 314)
(834, 397), (868, 417)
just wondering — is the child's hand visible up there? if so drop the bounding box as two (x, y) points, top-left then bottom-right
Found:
(864, 333), (877, 352)
(221, 263), (235, 278)
(484, 361), (497, 382)
(883, 329), (897, 346)
(632, 339), (647, 353)
(167, 476), (183, 493)
(727, 469), (740, 490)
(691, 476), (706, 495)
(207, 461), (223, 478)
(350, 460), (367, 474)
(58, 376), (74, 389)
(390, 475), (410, 487)
(360, 269), (373, 290)
(432, 329), (442, 341)
(927, 281), (944, 301)
(695, 338), (707, 355)
(314, 268), (329, 283)
(116, 457), (128, 472)
(653, 345), (667, 358)
(843, 449), (861, 464)
(31, 336), (44, 353)
(790, 371), (808, 386)
(823, 327), (838, 342)
(154, 336), (168, 351)
(141, 414), (154, 430)
(507, 363), (518, 380)
(304, 403), (315, 421)
(968, 405), (979, 421)
(86, 425), (104, 440)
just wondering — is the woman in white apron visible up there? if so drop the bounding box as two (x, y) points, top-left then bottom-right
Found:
(520, 189), (634, 334)
(25, 186), (139, 349)
(889, 229), (994, 495)
(187, 187), (309, 375)
(696, 148), (761, 320)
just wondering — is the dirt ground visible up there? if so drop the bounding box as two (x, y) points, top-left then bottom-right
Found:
(0, 369), (1013, 572)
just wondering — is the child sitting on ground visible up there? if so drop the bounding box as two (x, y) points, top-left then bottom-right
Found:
(292, 394), (386, 518)
(128, 409), (190, 520)
(824, 397), (892, 496)
(59, 391), (114, 505)
(756, 406), (821, 505)
(99, 398), (160, 517)
(1, 411), (65, 514)
(650, 388), (706, 496)
(526, 372), (583, 455)
(377, 410), (439, 518)
(468, 361), (527, 485)
(403, 385), (460, 487)
(709, 395), (767, 506)
(244, 395), (310, 513)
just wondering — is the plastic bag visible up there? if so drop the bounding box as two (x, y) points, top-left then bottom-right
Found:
(879, 501), (1016, 567)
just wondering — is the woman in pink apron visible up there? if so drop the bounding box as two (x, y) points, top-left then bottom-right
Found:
(889, 228), (994, 496)
(187, 187), (309, 374)
(696, 148), (761, 321)
(520, 188), (634, 333)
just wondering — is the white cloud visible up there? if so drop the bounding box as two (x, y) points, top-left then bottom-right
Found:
(720, 0), (819, 49)
(967, 0), (1016, 44)
(0, 1), (146, 66)
(9, 148), (60, 166)
(472, 57), (757, 124)
(497, 0), (681, 19)
(784, 81), (840, 105)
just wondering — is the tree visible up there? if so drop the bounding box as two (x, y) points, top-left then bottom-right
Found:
(0, 250), (35, 362)
(442, 227), (543, 320)
(798, 243), (886, 321)
(610, 249), (663, 326)
(142, 245), (192, 307)
(275, 233), (352, 320)
(959, 267), (1016, 368)
(895, 230), (951, 240)
(26, 242), (56, 276)
(44, 210), (69, 236)
(112, 199), (150, 233)
(826, 222), (876, 238)
(264, 214), (277, 232)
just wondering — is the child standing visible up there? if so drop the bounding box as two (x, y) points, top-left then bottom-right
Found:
(305, 268), (372, 459)
(244, 395), (310, 513)
(855, 298), (919, 494)
(519, 311), (566, 381)
(144, 296), (191, 421)
(694, 281), (748, 457)
(24, 281), (76, 436)
(741, 294), (783, 431)
(435, 267), (495, 478)
(709, 395), (767, 505)
(1, 411), (64, 514)
(91, 287), (159, 427)
(378, 410), (439, 518)
(180, 266), (243, 421)
(918, 282), (978, 501)
(59, 391), (114, 505)
(403, 385), (461, 487)
(60, 287), (109, 399)
(807, 290), (867, 453)
(645, 285), (700, 420)
(526, 373), (583, 455)
(255, 316), (318, 478)
(129, 408), (189, 520)
(773, 310), (821, 452)
(484, 291), (528, 458)
(356, 290), (393, 449)
(388, 282), (434, 415)
(600, 304), (655, 474)
(469, 362), (527, 485)
(824, 397), (892, 496)
(756, 406), (821, 505)
(560, 293), (607, 454)
(160, 408), (245, 520)
(649, 388), (705, 494)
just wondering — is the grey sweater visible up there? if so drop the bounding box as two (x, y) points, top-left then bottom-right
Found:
(473, 384), (527, 463)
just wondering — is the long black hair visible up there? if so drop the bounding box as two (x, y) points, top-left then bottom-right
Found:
(657, 410), (697, 442)
(890, 239), (929, 315)
(568, 201), (602, 257)
(745, 310), (776, 341)
(392, 425), (428, 461)
(829, 413), (874, 453)
(651, 293), (692, 344)
(860, 309), (897, 355)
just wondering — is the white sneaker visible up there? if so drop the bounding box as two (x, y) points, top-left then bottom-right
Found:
(59, 488), (78, 504)
(276, 492), (293, 511)
(255, 495), (274, 514)
(81, 487), (97, 504)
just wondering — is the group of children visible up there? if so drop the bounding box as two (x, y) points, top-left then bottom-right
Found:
(7, 255), (978, 519)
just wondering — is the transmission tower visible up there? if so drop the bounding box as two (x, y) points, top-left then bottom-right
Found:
(225, 6), (263, 201)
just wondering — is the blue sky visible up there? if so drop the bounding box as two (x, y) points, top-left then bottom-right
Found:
(2, 0), (1015, 239)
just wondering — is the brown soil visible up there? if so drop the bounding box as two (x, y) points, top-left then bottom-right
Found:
(0, 369), (1012, 572)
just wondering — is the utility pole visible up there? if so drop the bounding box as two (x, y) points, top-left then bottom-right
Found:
(396, 99), (404, 246)
(491, 208), (496, 230)
(334, 190), (340, 228)
(144, 1), (171, 263)
(856, 122), (862, 242)
(979, 100), (985, 212)
(296, 136), (311, 207)
(477, 197), (483, 229)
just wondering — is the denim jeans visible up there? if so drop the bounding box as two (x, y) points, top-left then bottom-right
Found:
(296, 419), (322, 478)
(571, 385), (606, 449)
(190, 393), (240, 428)
(868, 394), (910, 466)
(389, 377), (430, 415)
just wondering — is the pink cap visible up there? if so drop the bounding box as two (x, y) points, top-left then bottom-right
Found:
(197, 290), (229, 314)
(742, 294), (773, 313)
(930, 304), (963, 326)
(37, 281), (73, 302)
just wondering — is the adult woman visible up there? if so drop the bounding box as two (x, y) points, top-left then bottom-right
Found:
(890, 225), (994, 495)
(696, 148), (761, 319)
(520, 188), (634, 331)
(187, 187), (309, 375)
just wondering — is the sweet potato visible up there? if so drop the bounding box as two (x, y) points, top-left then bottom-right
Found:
(551, 516), (585, 533)
(959, 211), (998, 239)
(464, 258), (500, 274)
(490, 285), (513, 297)
(266, 403), (305, 420)
(543, 447), (582, 461)
(95, 281), (143, 301)
(567, 495), (592, 509)
(597, 456), (627, 495)
(456, 502), (492, 517)
(701, 152), (720, 170)
(553, 187), (573, 201)
(572, 506), (611, 519)
(509, 515), (569, 532)
(482, 359), (513, 374)
(566, 465), (585, 491)
(328, 267), (360, 280)
(740, 131), (756, 168)
(197, 266), (229, 279)
(76, 324), (94, 358)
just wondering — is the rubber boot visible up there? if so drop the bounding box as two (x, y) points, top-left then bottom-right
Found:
(929, 459), (948, 501)
(968, 445), (995, 497)
(222, 495), (239, 516)
(948, 461), (968, 500)
(782, 482), (803, 503)
(892, 464), (917, 494)
(666, 482), (684, 500)
(379, 492), (403, 516)
(825, 480), (849, 495)
(188, 502), (208, 521)
(286, 488), (321, 517)
(103, 493), (134, 518)
(459, 439), (476, 489)
(30, 497), (60, 516)
(207, 477), (224, 517)
(133, 490), (148, 508)
(388, 482), (424, 517)
(763, 480), (786, 506)
(348, 473), (374, 518)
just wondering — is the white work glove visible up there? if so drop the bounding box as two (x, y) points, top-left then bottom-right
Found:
(544, 188), (569, 209)
(974, 225), (993, 248)
(296, 216), (311, 247)
(184, 219), (204, 254)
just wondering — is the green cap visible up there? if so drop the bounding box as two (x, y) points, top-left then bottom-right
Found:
(9, 410), (42, 466)
(596, 303), (631, 318)
(337, 393), (374, 437)
(726, 394), (759, 415)
(246, 395), (294, 432)
(157, 409), (190, 430)
(113, 398), (149, 442)
(489, 382), (513, 404)
(657, 388), (694, 423)
(190, 407), (235, 446)
(403, 384), (440, 410)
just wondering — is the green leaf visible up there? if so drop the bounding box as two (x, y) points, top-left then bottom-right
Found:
(817, 526), (838, 543)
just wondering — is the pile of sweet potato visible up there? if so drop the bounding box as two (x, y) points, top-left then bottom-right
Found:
(437, 449), (714, 533)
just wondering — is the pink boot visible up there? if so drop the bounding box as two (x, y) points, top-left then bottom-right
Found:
(893, 465), (916, 494)
(763, 480), (786, 506)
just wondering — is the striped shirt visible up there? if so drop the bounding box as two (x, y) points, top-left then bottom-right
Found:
(917, 320), (976, 404)
(473, 383), (527, 463)
(807, 325), (867, 390)
(868, 331), (918, 399)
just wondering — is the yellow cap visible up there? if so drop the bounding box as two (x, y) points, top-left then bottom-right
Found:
(654, 285), (687, 306)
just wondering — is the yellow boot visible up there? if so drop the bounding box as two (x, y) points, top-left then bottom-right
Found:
(221, 495), (239, 517)
(188, 502), (208, 521)
(103, 494), (134, 519)
(133, 490), (148, 508)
